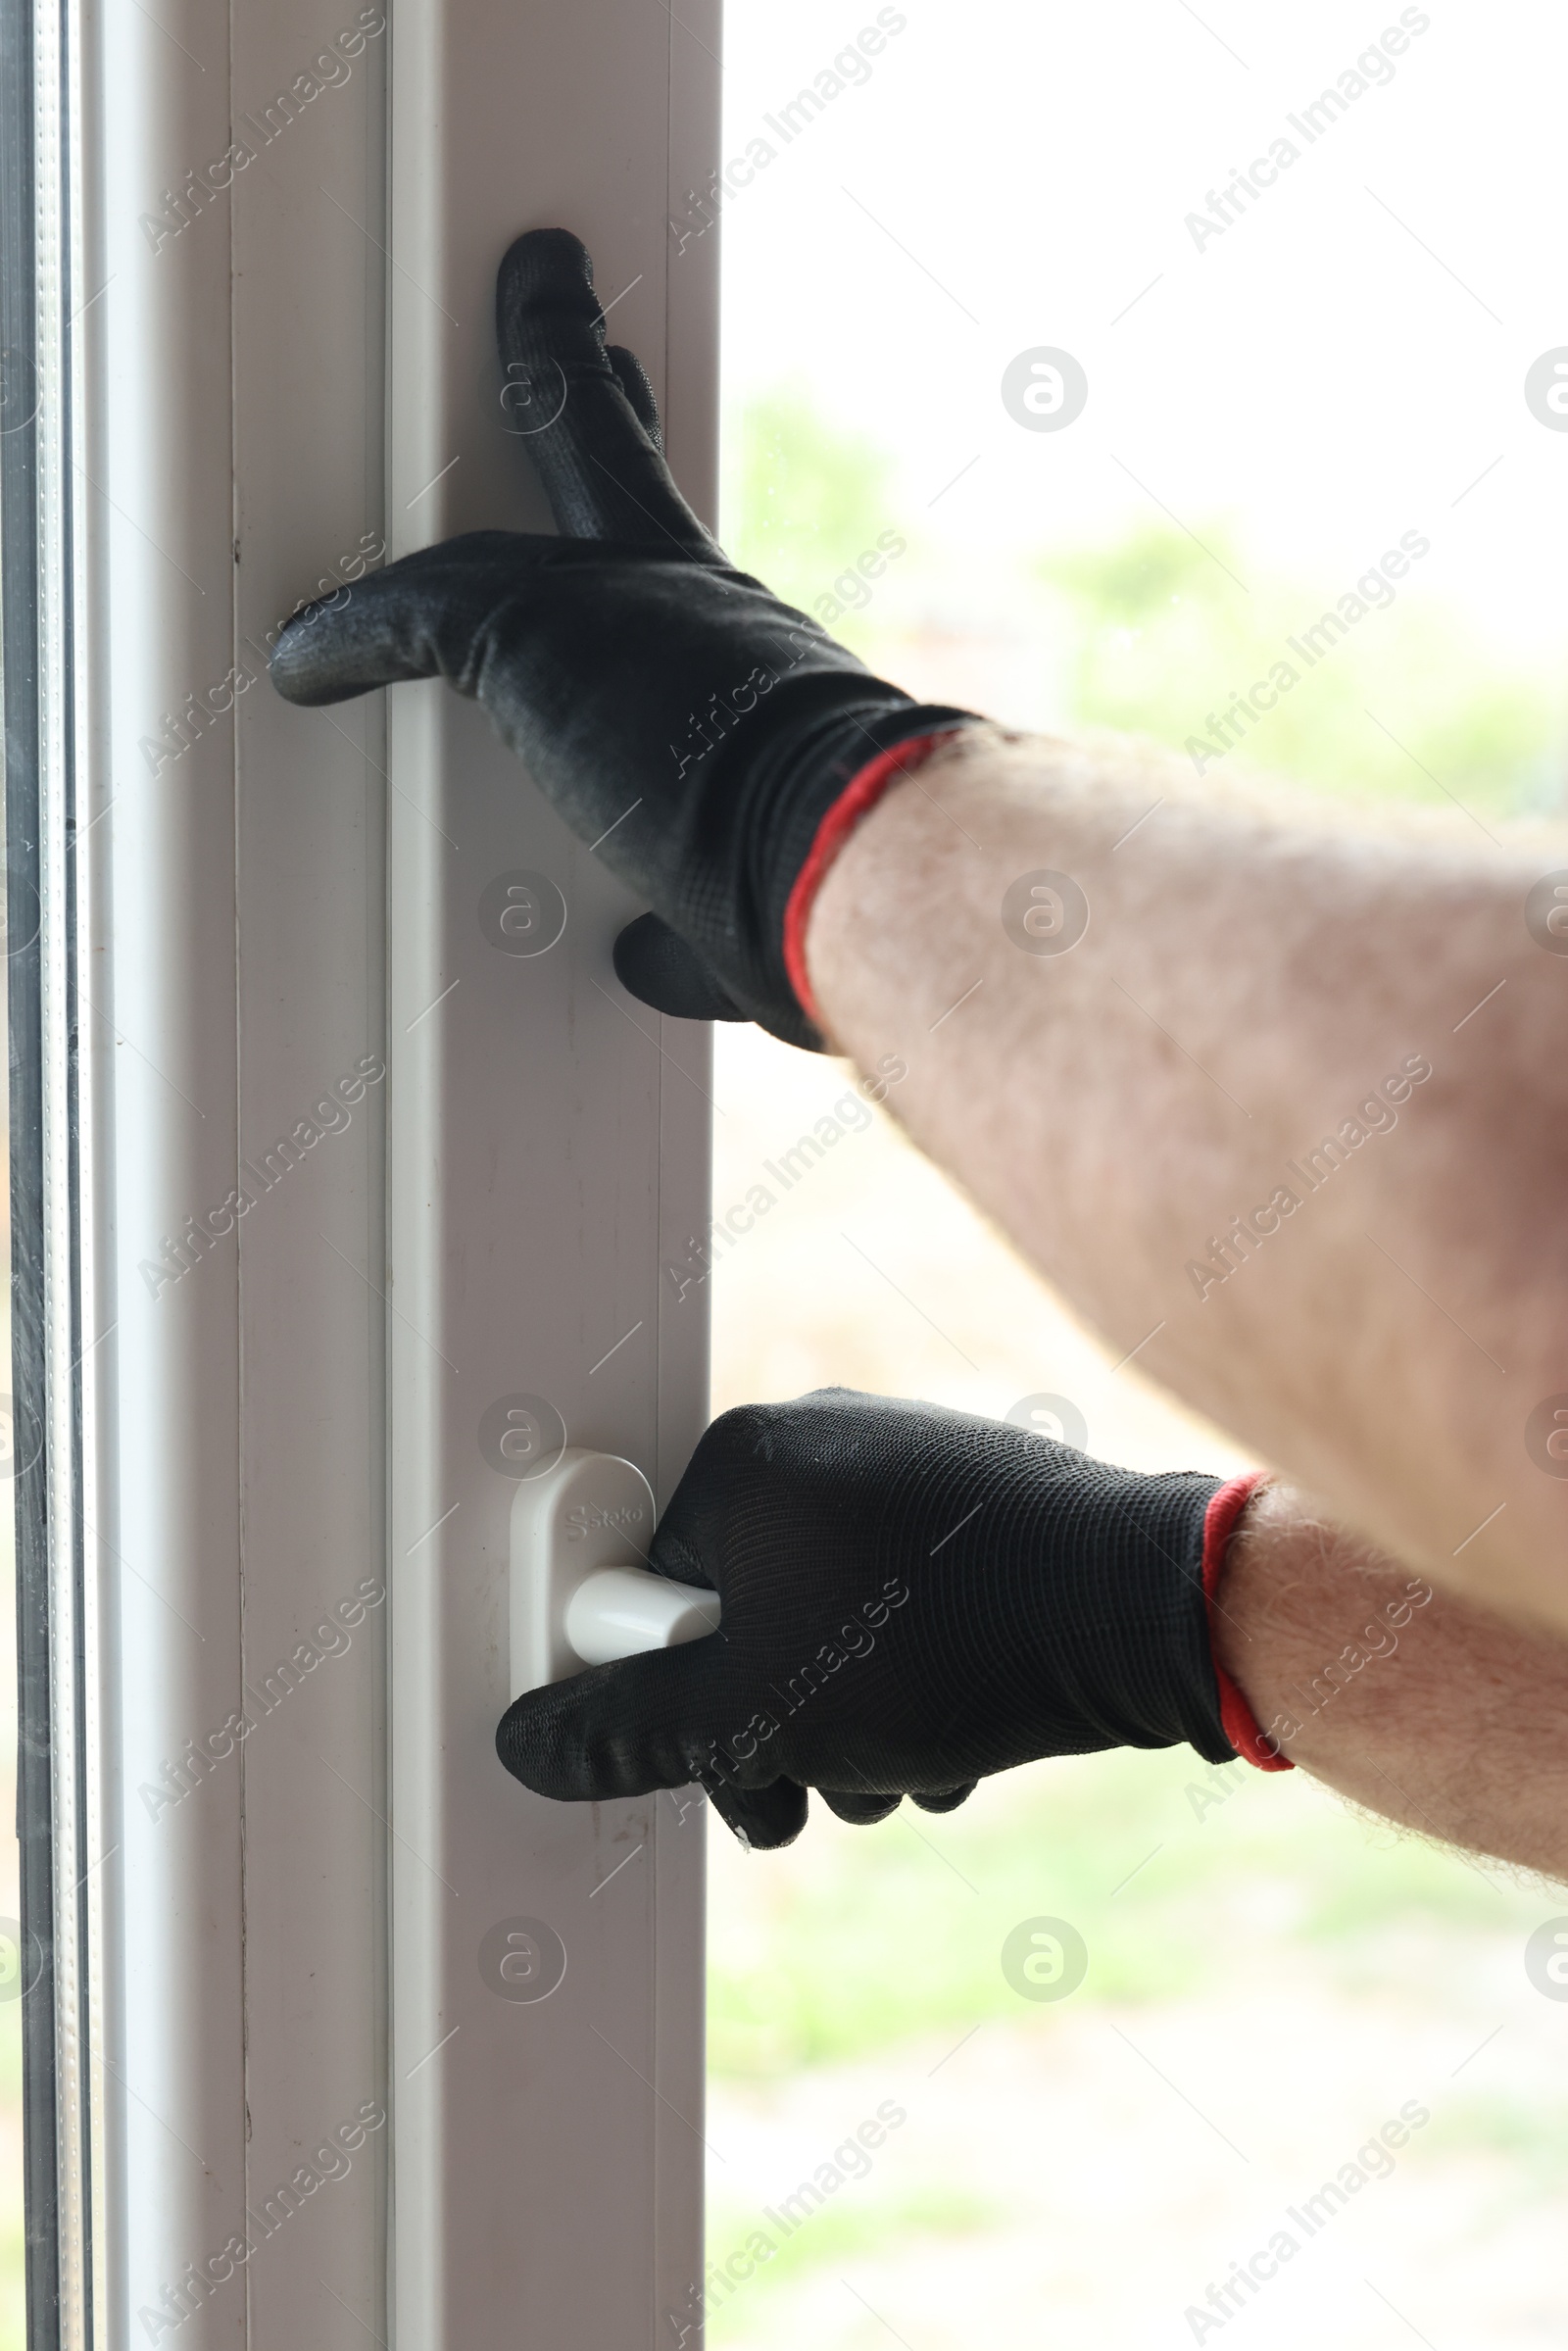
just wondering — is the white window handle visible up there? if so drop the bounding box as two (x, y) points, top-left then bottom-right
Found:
(564, 1567), (720, 1666)
(511, 1447), (721, 1695)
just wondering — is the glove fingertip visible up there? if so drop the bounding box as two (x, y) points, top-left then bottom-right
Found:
(494, 1688), (547, 1788)
(708, 1778), (809, 1851)
(910, 1782), (977, 1814)
(497, 226), (603, 337)
(268, 605), (367, 708)
(819, 1788), (904, 1827)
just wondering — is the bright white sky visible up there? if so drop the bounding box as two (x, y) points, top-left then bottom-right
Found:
(718, 0), (1568, 665)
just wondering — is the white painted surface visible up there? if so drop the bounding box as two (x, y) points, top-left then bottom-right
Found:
(384, 0), (718, 2343)
(89, 0), (393, 2339)
(69, 0), (717, 2338)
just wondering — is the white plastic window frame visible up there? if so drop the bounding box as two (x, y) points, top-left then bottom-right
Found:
(8, 0), (720, 2341)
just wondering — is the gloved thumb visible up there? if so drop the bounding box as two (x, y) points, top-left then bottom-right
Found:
(612, 911), (825, 1049)
(495, 1634), (815, 1850)
(496, 1630), (729, 1802)
(612, 913), (749, 1021)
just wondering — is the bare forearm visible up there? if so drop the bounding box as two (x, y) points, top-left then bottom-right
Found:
(1215, 1481), (1568, 1880)
(806, 725), (1568, 1631)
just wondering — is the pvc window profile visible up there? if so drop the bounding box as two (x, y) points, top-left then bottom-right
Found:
(3, 0), (720, 2341)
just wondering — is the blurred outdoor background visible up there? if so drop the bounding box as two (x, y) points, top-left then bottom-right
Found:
(705, 3), (1568, 2347)
(0, 5), (1564, 2349)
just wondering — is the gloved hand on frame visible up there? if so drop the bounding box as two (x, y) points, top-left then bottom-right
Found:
(269, 227), (975, 1049)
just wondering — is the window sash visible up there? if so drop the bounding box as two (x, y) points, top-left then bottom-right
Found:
(5, 0), (719, 2339)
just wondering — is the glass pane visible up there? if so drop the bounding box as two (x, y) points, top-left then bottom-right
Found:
(709, 6), (1565, 2347)
(1, 0), (93, 2337)
(0, 0), (41, 2313)
(0, 702), (22, 2351)
(0, 2), (28, 2335)
(0, 0), (46, 2327)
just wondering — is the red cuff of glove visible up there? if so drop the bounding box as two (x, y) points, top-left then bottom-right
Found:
(783, 731), (966, 1026)
(1202, 1472), (1294, 1771)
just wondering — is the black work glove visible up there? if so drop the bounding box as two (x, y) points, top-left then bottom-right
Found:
(269, 227), (976, 1049)
(495, 1390), (1237, 1850)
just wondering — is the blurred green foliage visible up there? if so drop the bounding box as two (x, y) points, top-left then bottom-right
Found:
(1426, 2094), (1568, 2207)
(721, 384), (904, 651)
(704, 384), (1566, 2342)
(722, 381), (1563, 815)
(1040, 517), (1559, 817)
(709, 1744), (1547, 2079)
(709, 2183), (1001, 2307)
